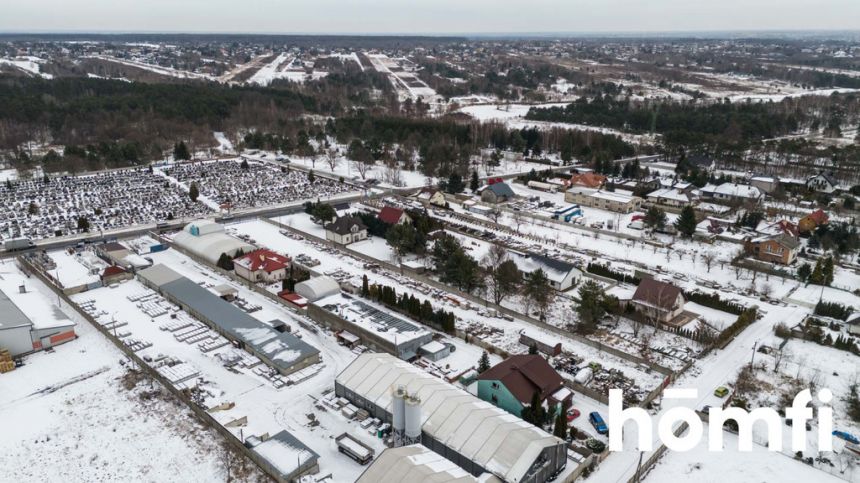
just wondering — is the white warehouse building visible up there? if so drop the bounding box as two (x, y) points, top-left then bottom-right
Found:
(335, 353), (566, 483)
(172, 220), (255, 264)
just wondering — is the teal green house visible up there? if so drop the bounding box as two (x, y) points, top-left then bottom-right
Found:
(476, 354), (572, 418)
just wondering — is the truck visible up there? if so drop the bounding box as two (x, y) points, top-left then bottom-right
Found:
(4, 237), (34, 252)
(335, 433), (375, 465)
(527, 180), (557, 193)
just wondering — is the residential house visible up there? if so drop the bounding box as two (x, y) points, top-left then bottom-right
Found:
(477, 354), (572, 418)
(749, 176), (780, 195)
(411, 187), (447, 207)
(631, 278), (685, 324)
(847, 313), (860, 337)
(509, 253), (582, 291)
(745, 234), (801, 265)
(324, 216), (368, 245)
(799, 209), (829, 234)
(234, 248), (290, 283)
(700, 183), (763, 205)
(565, 187), (643, 213)
(646, 188), (695, 208)
(377, 206), (411, 226)
(567, 172), (607, 189)
(755, 219), (799, 238)
(480, 182), (515, 204)
(807, 172), (837, 194)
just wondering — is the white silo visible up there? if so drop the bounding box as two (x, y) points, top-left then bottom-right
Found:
(404, 394), (422, 444)
(392, 385), (407, 446)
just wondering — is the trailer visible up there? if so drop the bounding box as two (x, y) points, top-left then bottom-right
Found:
(3, 237), (34, 252)
(527, 180), (557, 193)
(335, 433), (375, 465)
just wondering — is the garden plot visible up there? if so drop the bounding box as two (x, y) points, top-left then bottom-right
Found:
(0, 167), (210, 241)
(159, 159), (354, 210)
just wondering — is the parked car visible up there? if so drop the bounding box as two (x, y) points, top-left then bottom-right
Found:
(589, 412), (608, 435)
(567, 408), (581, 422)
(833, 431), (860, 444)
(714, 386), (730, 398)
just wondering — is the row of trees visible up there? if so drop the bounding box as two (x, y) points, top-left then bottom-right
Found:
(361, 276), (456, 334)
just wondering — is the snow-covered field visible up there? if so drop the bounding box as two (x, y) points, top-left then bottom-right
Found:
(0, 263), (263, 482)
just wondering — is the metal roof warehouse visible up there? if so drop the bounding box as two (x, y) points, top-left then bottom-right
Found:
(138, 264), (320, 376)
(336, 353), (566, 483)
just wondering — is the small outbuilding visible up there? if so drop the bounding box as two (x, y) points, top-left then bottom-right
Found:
(294, 276), (340, 302)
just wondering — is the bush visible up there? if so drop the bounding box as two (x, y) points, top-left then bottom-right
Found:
(814, 300), (853, 321)
(684, 290), (746, 315)
(714, 308), (758, 347)
(586, 263), (640, 285)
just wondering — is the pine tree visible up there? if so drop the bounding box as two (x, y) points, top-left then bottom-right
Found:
(796, 263), (812, 283)
(810, 258), (824, 285)
(528, 343), (539, 355)
(675, 205), (697, 238)
(361, 274), (369, 296)
(553, 411), (568, 439)
(822, 256), (834, 286)
(189, 182), (199, 202)
(173, 141), (190, 160)
(470, 170), (479, 192)
(308, 170), (316, 183)
(478, 351), (490, 373)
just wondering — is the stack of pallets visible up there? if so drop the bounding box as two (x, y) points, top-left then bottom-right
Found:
(0, 349), (14, 373)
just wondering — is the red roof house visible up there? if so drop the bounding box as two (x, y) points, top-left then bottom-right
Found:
(234, 249), (290, 282)
(567, 172), (607, 189)
(377, 206), (411, 225)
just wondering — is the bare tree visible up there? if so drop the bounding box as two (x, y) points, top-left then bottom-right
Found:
(512, 210), (525, 233)
(489, 206), (502, 224)
(353, 159), (370, 180)
(772, 346), (790, 373)
(325, 147), (340, 172)
(702, 251), (716, 273)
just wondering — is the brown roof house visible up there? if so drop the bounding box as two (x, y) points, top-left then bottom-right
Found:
(744, 234), (800, 265)
(324, 216), (368, 246)
(476, 354), (572, 418)
(631, 278), (685, 324)
(799, 209), (829, 235)
(567, 172), (607, 189)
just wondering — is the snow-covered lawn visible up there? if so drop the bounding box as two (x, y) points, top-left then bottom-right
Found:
(0, 265), (263, 482)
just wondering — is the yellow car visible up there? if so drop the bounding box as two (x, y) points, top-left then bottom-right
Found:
(714, 386), (730, 398)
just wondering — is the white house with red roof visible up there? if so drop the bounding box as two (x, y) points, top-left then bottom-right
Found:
(234, 248), (290, 283)
(377, 206), (411, 225)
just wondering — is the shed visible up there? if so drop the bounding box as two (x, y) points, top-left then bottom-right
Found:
(295, 276), (340, 302)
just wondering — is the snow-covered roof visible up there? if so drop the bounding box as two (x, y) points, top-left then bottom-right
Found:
(509, 253), (580, 284)
(0, 288), (33, 330)
(357, 445), (502, 483)
(337, 353), (564, 483)
(172, 220), (255, 264)
(713, 183), (762, 199)
(250, 430), (319, 479)
(295, 276), (340, 301)
(646, 188), (692, 203)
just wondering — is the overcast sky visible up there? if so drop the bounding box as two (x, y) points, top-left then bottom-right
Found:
(3, 0), (859, 34)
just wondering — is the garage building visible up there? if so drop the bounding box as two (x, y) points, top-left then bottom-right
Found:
(0, 288), (76, 357)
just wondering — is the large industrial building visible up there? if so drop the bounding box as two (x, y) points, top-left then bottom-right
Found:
(335, 353), (566, 483)
(172, 220), (255, 264)
(310, 294), (433, 360)
(357, 445), (502, 483)
(138, 264), (320, 375)
(0, 287), (76, 357)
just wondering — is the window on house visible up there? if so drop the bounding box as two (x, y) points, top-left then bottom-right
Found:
(491, 382), (499, 389)
(491, 395), (498, 404)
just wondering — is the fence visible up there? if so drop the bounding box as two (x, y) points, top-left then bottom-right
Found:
(17, 255), (316, 483)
